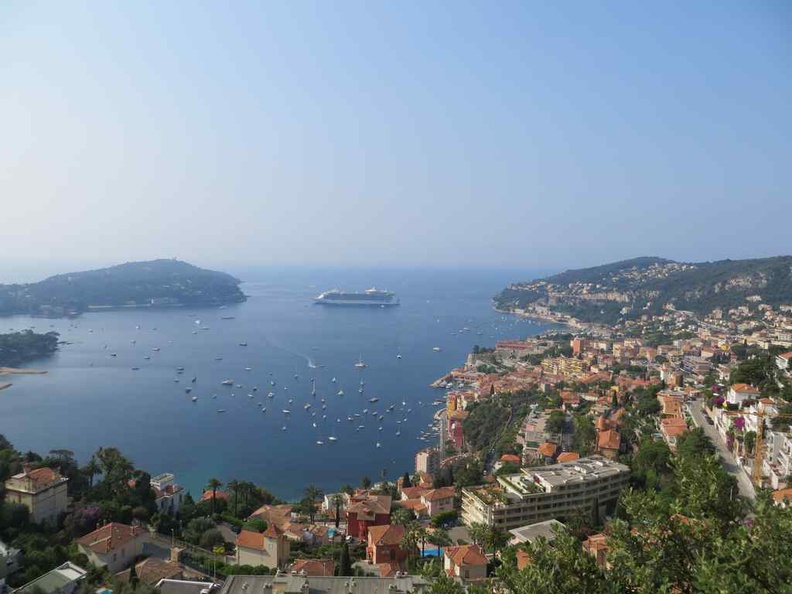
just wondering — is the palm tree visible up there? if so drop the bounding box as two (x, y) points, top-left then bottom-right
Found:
(431, 528), (452, 556)
(206, 478), (223, 515)
(227, 480), (240, 516)
(468, 522), (489, 548)
(391, 507), (413, 526)
(400, 522), (420, 568)
(84, 456), (100, 489)
(241, 481), (256, 509)
(415, 525), (429, 559)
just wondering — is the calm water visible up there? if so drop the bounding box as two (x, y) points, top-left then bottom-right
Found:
(0, 267), (557, 500)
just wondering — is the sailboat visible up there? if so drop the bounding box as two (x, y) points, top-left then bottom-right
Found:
(354, 355), (367, 369)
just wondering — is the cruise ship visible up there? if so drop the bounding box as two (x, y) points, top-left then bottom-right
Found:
(313, 288), (400, 307)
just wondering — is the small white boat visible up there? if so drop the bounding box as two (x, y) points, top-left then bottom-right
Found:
(338, 390), (344, 396)
(369, 397), (379, 403)
(239, 342), (248, 347)
(191, 396), (198, 402)
(396, 354), (402, 359)
(328, 436), (338, 442)
(316, 440), (324, 445)
(354, 355), (367, 369)
(282, 409), (291, 414)
(376, 442), (381, 448)
(432, 347), (441, 352)
(304, 403), (312, 410)
(245, 367), (252, 371)
(222, 379), (233, 386)
(331, 377), (337, 383)
(217, 409), (226, 413)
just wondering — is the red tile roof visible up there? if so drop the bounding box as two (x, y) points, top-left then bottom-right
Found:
(347, 494), (391, 515)
(200, 490), (230, 502)
(289, 558), (335, 576)
(367, 524), (405, 547)
(445, 544), (487, 568)
(557, 452), (580, 463)
(597, 429), (621, 451)
(77, 523), (145, 554)
(400, 487), (425, 500)
(538, 442), (558, 457)
(422, 487), (455, 502)
(499, 454), (521, 464)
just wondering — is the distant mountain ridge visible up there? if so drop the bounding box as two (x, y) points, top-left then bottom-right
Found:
(494, 256), (792, 324)
(0, 259), (245, 316)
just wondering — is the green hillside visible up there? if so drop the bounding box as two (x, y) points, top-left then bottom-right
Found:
(495, 256), (792, 323)
(0, 259), (245, 316)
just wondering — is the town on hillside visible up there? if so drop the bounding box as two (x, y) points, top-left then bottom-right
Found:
(1, 296), (792, 593)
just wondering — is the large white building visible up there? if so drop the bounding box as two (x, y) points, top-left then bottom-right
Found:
(461, 455), (630, 530)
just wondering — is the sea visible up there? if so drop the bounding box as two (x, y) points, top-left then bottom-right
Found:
(0, 267), (559, 500)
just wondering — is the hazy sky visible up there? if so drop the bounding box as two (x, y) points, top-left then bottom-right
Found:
(1, 1), (790, 274)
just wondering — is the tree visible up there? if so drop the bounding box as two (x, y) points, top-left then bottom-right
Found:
(206, 478), (223, 515)
(84, 456), (100, 489)
(497, 529), (614, 594)
(128, 559), (139, 586)
(302, 485), (323, 524)
(400, 522), (420, 566)
(467, 522), (489, 548)
(428, 572), (465, 594)
(331, 494), (344, 528)
(611, 392), (619, 409)
(361, 476), (372, 490)
(337, 541), (353, 576)
(484, 526), (508, 556)
(402, 472), (412, 488)
(391, 507), (414, 526)
(199, 528), (225, 550)
(430, 528), (452, 556)
(744, 430), (756, 456)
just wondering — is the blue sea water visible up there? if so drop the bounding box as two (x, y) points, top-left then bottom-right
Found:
(0, 267), (558, 500)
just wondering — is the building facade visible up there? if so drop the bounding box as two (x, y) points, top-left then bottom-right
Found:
(461, 456), (630, 531)
(4, 467), (69, 526)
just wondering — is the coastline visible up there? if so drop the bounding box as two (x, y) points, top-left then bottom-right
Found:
(0, 367), (48, 375)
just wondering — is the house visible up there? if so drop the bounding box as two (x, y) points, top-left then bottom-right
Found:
(443, 544), (487, 581)
(248, 504), (294, 532)
(13, 562), (87, 594)
(772, 488), (792, 508)
(727, 383), (760, 406)
(556, 452), (579, 463)
(595, 430), (621, 459)
(583, 533), (609, 568)
(366, 524), (408, 571)
(288, 558), (336, 577)
(115, 557), (204, 585)
(199, 490), (230, 505)
(346, 495), (391, 539)
(150, 474), (186, 515)
(76, 523), (149, 573)
(236, 526), (290, 570)
(420, 487), (455, 517)
(4, 467), (69, 525)
(321, 493), (349, 516)
(776, 352), (792, 371)
(538, 442), (558, 462)
(660, 417), (688, 451)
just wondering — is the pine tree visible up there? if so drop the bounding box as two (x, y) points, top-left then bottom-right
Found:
(611, 392), (618, 409)
(402, 472), (412, 488)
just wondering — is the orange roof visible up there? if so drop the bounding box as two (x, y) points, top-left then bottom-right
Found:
(394, 499), (426, 513)
(237, 526), (282, 550)
(400, 486), (425, 500)
(778, 352), (792, 360)
(772, 488), (792, 505)
(661, 417), (688, 437)
(557, 452), (580, 462)
(289, 558), (335, 576)
(249, 504), (293, 528)
(422, 486), (455, 502)
(347, 494), (391, 515)
(445, 544), (487, 568)
(538, 442), (558, 457)
(499, 454), (521, 464)
(200, 490), (230, 502)
(516, 549), (531, 570)
(597, 429), (621, 451)
(367, 524), (405, 547)
(731, 383), (759, 393)
(78, 523), (145, 554)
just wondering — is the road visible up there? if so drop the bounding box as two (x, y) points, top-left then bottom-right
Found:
(688, 401), (756, 500)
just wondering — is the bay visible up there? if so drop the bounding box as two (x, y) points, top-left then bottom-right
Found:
(0, 267), (558, 500)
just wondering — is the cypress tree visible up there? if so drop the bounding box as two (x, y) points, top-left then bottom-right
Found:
(402, 472), (412, 488)
(338, 541), (353, 576)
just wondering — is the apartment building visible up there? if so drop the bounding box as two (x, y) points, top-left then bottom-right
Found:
(461, 456), (630, 531)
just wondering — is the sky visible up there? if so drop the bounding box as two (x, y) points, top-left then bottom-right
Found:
(1, 0), (790, 277)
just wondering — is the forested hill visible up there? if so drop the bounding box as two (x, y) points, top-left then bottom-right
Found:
(0, 259), (246, 316)
(494, 256), (792, 323)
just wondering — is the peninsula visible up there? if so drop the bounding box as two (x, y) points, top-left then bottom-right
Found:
(494, 255), (792, 326)
(0, 259), (246, 316)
